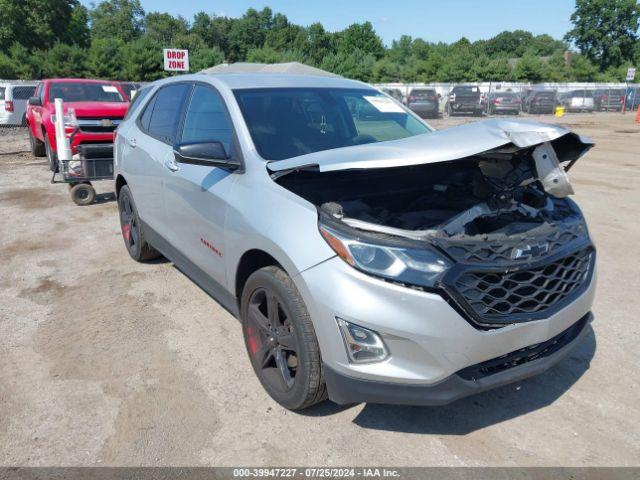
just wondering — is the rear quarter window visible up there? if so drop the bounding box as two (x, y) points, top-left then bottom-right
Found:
(0, 88), (5, 100)
(138, 83), (191, 144)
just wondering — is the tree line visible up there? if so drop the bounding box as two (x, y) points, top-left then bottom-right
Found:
(0, 0), (638, 83)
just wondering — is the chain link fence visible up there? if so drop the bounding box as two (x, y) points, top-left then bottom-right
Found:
(375, 82), (640, 117)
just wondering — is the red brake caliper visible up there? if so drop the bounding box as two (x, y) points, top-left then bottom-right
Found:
(248, 327), (260, 355)
(123, 223), (131, 241)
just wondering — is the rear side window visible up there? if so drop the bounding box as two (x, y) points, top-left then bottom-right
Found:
(0, 88), (5, 100)
(181, 85), (233, 153)
(124, 86), (151, 121)
(140, 83), (190, 144)
(13, 86), (36, 100)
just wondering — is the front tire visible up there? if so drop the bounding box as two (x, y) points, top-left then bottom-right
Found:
(117, 185), (161, 262)
(44, 134), (58, 172)
(241, 266), (326, 410)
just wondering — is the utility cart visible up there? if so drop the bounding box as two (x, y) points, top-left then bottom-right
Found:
(51, 143), (114, 205)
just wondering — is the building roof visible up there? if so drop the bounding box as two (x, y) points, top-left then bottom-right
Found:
(201, 62), (339, 77)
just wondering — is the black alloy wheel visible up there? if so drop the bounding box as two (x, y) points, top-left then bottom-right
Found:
(117, 185), (161, 262)
(120, 190), (139, 252)
(241, 266), (326, 410)
(246, 286), (300, 392)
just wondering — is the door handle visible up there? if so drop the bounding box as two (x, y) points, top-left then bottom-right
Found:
(164, 158), (179, 172)
(127, 137), (137, 148)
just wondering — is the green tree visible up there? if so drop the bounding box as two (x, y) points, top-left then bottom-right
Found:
(86, 38), (125, 79)
(0, 0), (90, 51)
(192, 12), (222, 49)
(90, 0), (145, 43)
(303, 23), (336, 66)
(145, 12), (188, 45)
(0, 52), (17, 79)
(226, 8), (273, 61)
(514, 51), (547, 81)
(321, 49), (376, 81)
(121, 36), (165, 81)
(337, 22), (384, 59)
(190, 46), (225, 71)
(566, 0), (640, 70)
(37, 43), (88, 78)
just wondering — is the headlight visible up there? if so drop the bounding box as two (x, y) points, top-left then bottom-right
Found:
(319, 223), (451, 289)
(50, 108), (78, 128)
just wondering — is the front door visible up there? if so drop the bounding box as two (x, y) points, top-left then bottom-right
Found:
(163, 83), (238, 287)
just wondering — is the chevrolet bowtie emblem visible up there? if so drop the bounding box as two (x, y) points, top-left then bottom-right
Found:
(512, 243), (549, 260)
(100, 119), (113, 127)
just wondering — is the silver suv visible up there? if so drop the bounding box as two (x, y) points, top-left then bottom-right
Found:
(114, 73), (596, 410)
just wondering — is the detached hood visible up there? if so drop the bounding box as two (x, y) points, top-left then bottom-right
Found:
(267, 119), (594, 173)
(62, 101), (129, 118)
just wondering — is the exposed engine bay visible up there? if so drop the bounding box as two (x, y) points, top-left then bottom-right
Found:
(276, 141), (583, 243)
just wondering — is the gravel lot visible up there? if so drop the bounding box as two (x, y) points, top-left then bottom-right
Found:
(1, 113), (639, 466)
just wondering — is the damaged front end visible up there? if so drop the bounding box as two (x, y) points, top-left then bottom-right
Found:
(272, 120), (596, 329)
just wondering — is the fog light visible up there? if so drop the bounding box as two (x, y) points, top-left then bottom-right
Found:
(336, 318), (388, 363)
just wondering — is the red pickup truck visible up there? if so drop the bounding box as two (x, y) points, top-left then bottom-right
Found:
(26, 78), (129, 172)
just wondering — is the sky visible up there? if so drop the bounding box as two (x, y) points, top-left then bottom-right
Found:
(79, 0), (576, 45)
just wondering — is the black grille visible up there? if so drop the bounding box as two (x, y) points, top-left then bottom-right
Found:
(452, 247), (593, 323)
(456, 313), (590, 381)
(79, 125), (117, 133)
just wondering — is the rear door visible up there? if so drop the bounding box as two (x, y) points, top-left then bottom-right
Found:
(163, 83), (238, 287)
(122, 82), (191, 237)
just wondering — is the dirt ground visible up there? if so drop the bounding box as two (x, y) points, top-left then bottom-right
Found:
(1, 112), (639, 467)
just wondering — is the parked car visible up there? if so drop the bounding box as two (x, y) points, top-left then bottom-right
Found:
(114, 73), (596, 410)
(593, 89), (625, 111)
(380, 87), (403, 103)
(26, 78), (129, 172)
(445, 85), (483, 116)
(558, 90), (595, 113)
(406, 88), (440, 117)
(522, 90), (557, 114)
(0, 82), (37, 126)
(484, 91), (520, 115)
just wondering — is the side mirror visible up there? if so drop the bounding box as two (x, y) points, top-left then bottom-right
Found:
(174, 141), (241, 171)
(28, 96), (42, 106)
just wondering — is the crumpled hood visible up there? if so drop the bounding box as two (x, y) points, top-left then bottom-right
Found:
(267, 118), (594, 173)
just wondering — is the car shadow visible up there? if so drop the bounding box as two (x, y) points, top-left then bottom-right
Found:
(299, 326), (596, 433)
(350, 327), (596, 435)
(95, 192), (116, 204)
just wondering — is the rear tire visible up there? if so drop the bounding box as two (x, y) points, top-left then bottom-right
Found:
(29, 129), (45, 157)
(117, 185), (162, 262)
(69, 183), (96, 206)
(241, 266), (327, 410)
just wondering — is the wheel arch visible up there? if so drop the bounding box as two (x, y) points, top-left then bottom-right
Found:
(235, 249), (283, 306)
(115, 174), (128, 198)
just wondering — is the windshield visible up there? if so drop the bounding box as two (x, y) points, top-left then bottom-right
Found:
(49, 82), (124, 103)
(234, 88), (430, 161)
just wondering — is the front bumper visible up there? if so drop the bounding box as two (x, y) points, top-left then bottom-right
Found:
(325, 312), (592, 405)
(295, 254), (596, 403)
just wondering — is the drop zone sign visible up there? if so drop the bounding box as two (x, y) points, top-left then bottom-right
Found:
(164, 49), (189, 72)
